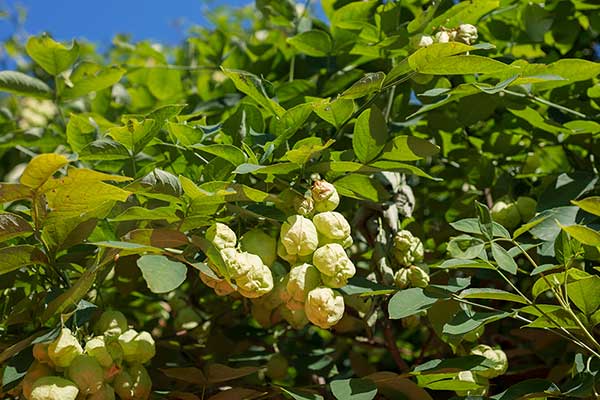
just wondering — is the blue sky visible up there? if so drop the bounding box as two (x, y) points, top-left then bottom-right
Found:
(0, 0), (251, 45)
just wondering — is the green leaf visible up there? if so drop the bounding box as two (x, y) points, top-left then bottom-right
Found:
(408, 42), (479, 72)
(26, 34), (79, 76)
(341, 72), (385, 99)
(491, 242), (518, 274)
(330, 378), (377, 400)
(559, 223), (600, 247)
(313, 98), (354, 129)
(234, 163), (300, 176)
(61, 63), (125, 100)
(287, 30), (332, 57)
(0, 245), (47, 275)
(531, 269), (590, 299)
(0, 213), (33, 243)
(112, 206), (181, 223)
(564, 120), (600, 135)
(572, 196), (600, 217)
(281, 387), (324, 400)
(137, 255), (187, 293)
(447, 235), (485, 260)
(475, 201), (494, 241)
(193, 144), (247, 166)
(490, 379), (560, 400)
(427, 0), (499, 32)
(107, 118), (156, 153)
(353, 105), (388, 164)
(388, 288), (438, 319)
(20, 153), (69, 189)
(79, 139), (131, 161)
(222, 68), (285, 117)
(338, 276), (395, 296)
(513, 214), (548, 239)
(284, 138), (334, 165)
(379, 135), (439, 162)
(443, 310), (510, 335)
(0, 71), (52, 99)
(567, 277), (600, 315)
(413, 55), (515, 75)
(147, 68), (183, 100)
(460, 288), (528, 304)
(407, 1), (441, 33)
(334, 174), (391, 202)
(449, 218), (510, 238)
(0, 183), (33, 203)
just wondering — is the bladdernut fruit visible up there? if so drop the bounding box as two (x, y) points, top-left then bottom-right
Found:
(279, 215), (319, 257)
(206, 222), (237, 250)
(29, 376), (79, 400)
(66, 355), (104, 395)
(47, 328), (83, 368)
(311, 180), (340, 212)
(305, 287), (345, 329)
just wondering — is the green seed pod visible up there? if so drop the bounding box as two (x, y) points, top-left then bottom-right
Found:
(221, 248), (251, 279)
(311, 180), (340, 212)
(312, 212), (351, 241)
(66, 355), (104, 395)
(30, 376), (79, 400)
(21, 362), (52, 400)
(280, 215), (319, 258)
(392, 230), (424, 267)
(286, 264), (321, 310)
(293, 194), (315, 217)
(113, 364), (152, 400)
(454, 371), (488, 397)
(87, 384), (116, 400)
(491, 197), (520, 230)
(312, 244), (355, 287)
(205, 222), (237, 250)
(118, 330), (156, 364)
(32, 343), (53, 366)
(516, 196), (537, 222)
(47, 328), (83, 368)
(236, 263), (274, 299)
(94, 310), (128, 337)
(470, 344), (508, 378)
(84, 336), (113, 368)
(305, 287), (345, 329)
(279, 305), (309, 329)
(240, 229), (277, 267)
(266, 353), (289, 380)
(320, 257), (355, 289)
(408, 266), (429, 288)
(394, 268), (410, 289)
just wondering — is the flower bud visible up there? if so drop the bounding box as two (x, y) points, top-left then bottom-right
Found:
(279, 305), (309, 329)
(30, 376), (79, 400)
(410, 34), (434, 48)
(240, 229), (277, 267)
(516, 196), (536, 222)
(21, 362), (52, 399)
(408, 265), (429, 288)
(66, 355), (104, 395)
(286, 264), (321, 310)
(313, 212), (351, 241)
(47, 328), (83, 368)
(491, 198), (520, 230)
(456, 24), (478, 45)
(88, 384), (116, 400)
(32, 343), (53, 366)
(311, 180), (340, 212)
(94, 310), (128, 337)
(117, 330), (155, 364)
(434, 31), (451, 43)
(305, 287), (345, 329)
(113, 364), (152, 400)
(206, 223), (236, 250)
(470, 344), (508, 378)
(280, 215), (319, 257)
(236, 263), (274, 298)
(84, 336), (113, 368)
(392, 230), (424, 267)
(394, 268), (410, 289)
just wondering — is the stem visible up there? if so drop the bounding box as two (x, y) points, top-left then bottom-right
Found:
(502, 89), (588, 119)
(289, 56), (295, 82)
(383, 318), (410, 372)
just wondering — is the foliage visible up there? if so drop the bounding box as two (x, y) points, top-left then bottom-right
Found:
(0, 0), (600, 398)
